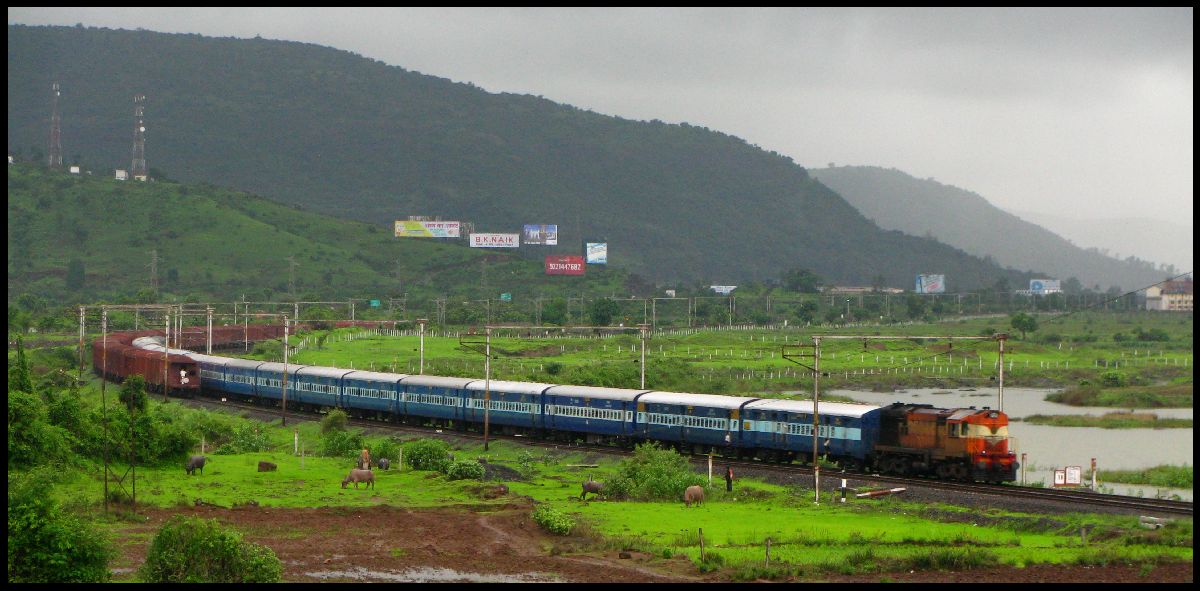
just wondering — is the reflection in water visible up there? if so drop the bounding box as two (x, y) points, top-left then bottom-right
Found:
(828, 388), (1193, 501)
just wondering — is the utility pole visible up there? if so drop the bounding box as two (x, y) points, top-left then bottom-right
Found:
(49, 82), (63, 168)
(638, 323), (650, 389)
(782, 340), (822, 503)
(206, 305), (213, 354)
(281, 316), (289, 427)
(417, 318), (428, 374)
(998, 333), (1006, 412)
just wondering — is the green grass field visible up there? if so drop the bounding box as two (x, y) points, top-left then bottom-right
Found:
(224, 311), (1192, 399)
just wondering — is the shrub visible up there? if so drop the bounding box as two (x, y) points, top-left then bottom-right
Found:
(531, 505), (574, 535)
(320, 409), (348, 434)
(404, 439), (452, 472)
(138, 515), (282, 582)
(215, 423), (271, 455)
(320, 429), (364, 459)
(445, 460), (485, 481)
(1100, 371), (1127, 387)
(603, 442), (706, 501)
(8, 468), (116, 582)
(369, 437), (402, 465)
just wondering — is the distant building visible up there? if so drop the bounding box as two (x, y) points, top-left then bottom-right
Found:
(1145, 278), (1193, 312)
(825, 286), (904, 294)
(69, 165), (80, 174)
(115, 169), (128, 181)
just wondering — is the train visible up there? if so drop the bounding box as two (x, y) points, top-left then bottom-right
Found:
(92, 323), (1019, 483)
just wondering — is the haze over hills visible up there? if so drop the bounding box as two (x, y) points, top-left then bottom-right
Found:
(7, 25), (1036, 291)
(1004, 209), (1192, 276)
(810, 166), (1174, 291)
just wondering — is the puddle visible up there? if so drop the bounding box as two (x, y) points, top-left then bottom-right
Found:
(111, 567), (135, 575)
(304, 566), (557, 582)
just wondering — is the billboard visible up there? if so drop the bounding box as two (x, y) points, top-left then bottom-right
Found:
(470, 233), (520, 248)
(522, 224), (558, 245)
(1029, 279), (1062, 295)
(710, 285), (737, 295)
(586, 242), (608, 264)
(914, 274), (946, 294)
(545, 255), (585, 275)
(395, 220), (461, 238)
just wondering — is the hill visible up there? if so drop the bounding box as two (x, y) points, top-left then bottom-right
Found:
(7, 25), (1034, 290)
(810, 166), (1171, 291)
(1006, 209), (1191, 275)
(6, 164), (628, 306)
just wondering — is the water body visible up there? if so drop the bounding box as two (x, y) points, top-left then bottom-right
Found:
(828, 387), (1193, 501)
(305, 566), (557, 583)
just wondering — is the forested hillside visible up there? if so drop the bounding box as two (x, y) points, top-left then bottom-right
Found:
(6, 164), (628, 305)
(9, 25), (1033, 289)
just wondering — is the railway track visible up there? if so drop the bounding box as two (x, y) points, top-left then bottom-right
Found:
(175, 392), (1194, 518)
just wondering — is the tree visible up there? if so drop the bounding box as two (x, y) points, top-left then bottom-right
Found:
(9, 336), (33, 393)
(1010, 312), (1038, 340)
(65, 259), (85, 291)
(588, 298), (620, 326)
(782, 268), (822, 293)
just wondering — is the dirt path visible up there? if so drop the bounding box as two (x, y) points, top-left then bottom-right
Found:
(110, 500), (699, 583)
(108, 501), (1191, 583)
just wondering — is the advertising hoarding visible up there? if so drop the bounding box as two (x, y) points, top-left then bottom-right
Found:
(522, 224), (558, 245)
(586, 242), (608, 264)
(394, 220), (461, 238)
(469, 233), (520, 248)
(545, 255), (585, 275)
(914, 274), (946, 294)
(1029, 279), (1062, 294)
(710, 285), (738, 295)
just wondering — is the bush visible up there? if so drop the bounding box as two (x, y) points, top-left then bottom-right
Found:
(215, 423), (271, 455)
(8, 468), (116, 582)
(404, 438), (452, 472)
(445, 460), (485, 481)
(320, 409), (348, 434)
(369, 437), (402, 465)
(1100, 371), (1127, 387)
(138, 515), (282, 582)
(320, 429), (364, 459)
(603, 442), (706, 501)
(531, 505), (574, 536)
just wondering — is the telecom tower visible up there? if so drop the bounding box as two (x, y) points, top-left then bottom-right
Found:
(131, 94), (147, 181)
(48, 82), (63, 168)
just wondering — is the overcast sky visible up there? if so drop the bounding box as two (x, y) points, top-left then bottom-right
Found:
(9, 7), (1193, 231)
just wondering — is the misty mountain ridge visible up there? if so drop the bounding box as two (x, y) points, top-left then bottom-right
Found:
(810, 165), (1175, 291)
(9, 25), (1036, 291)
(1003, 209), (1192, 274)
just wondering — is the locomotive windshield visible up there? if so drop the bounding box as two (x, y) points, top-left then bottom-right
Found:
(965, 424), (1009, 438)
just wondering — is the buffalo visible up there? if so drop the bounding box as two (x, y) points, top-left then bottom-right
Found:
(684, 485), (705, 508)
(342, 469), (375, 489)
(185, 455), (207, 476)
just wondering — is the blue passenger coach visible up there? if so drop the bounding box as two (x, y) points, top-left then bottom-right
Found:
(254, 361), (309, 402)
(220, 358), (264, 398)
(398, 375), (474, 425)
(740, 399), (882, 465)
(462, 380), (551, 433)
(293, 366), (352, 410)
(543, 385), (645, 441)
(635, 392), (759, 451)
(342, 371), (406, 416)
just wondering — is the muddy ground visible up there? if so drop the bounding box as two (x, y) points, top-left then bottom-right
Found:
(108, 498), (1192, 583)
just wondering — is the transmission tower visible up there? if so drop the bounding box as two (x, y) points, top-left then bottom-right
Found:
(131, 94), (147, 181)
(48, 82), (63, 168)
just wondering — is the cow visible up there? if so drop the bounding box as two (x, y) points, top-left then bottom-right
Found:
(580, 479), (605, 501)
(684, 485), (705, 508)
(186, 455), (207, 476)
(377, 458), (390, 471)
(342, 469), (375, 489)
(258, 461), (277, 472)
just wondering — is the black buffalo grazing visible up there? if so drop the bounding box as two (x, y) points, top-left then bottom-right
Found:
(377, 458), (390, 471)
(185, 455), (207, 476)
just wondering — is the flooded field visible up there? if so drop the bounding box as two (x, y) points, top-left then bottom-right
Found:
(831, 387), (1193, 501)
